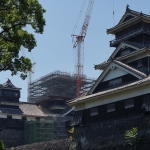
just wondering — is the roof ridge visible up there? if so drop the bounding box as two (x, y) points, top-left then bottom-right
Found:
(69, 76), (150, 105)
(95, 47), (150, 70)
(114, 60), (147, 78)
(129, 9), (150, 17)
(108, 42), (140, 61)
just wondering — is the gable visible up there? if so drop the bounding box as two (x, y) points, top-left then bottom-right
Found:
(108, 42), (139, 60)
(117, 7), (139, 26)
(88, 61), (146, 95)
(122, 14), (135, 23)
(119, 13), (137, 25)
(102, 68), (127, 82)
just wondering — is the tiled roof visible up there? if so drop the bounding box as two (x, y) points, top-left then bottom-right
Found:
(116, 47), (149, 61)
(0, 108), (23, 115)
(107, 8), (150, 34)
(0, 102), (55, 117)
(114, 60), (147, 78)
(107, 42), (140, 61)
(68, 76), (150, 105)
(118, 8), (150, 26)
(39, 105), (57, 117)
(19, 103), (45, 117)
(95, 47), (150, 70)
(0, 79), (21, 90)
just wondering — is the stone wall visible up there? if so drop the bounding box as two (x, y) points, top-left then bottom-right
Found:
(7, 114), (150, 150)
(0, 129), (24, 148)
(15, 139), (72, 150)
(74, 114), (150, 150)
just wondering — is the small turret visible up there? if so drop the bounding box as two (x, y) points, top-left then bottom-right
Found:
(0, 79), (21, 102)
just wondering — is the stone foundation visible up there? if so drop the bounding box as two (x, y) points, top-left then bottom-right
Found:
(0, 129), (24, 148)
(74, 114), (150, 150)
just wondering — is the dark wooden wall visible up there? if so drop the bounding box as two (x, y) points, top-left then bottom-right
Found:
(93, 74), (138, 94)
(128, 56), (150, 75)
(72, 93), (150, 125)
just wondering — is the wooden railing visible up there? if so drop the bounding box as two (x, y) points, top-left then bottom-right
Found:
(110, 27), (150, 46)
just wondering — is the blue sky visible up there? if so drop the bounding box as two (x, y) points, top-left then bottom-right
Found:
(1, 0), (150, 101)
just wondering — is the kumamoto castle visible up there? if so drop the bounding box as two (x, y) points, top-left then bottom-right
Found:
(1, 6), (150, 150)
(68, 6), (150, 150)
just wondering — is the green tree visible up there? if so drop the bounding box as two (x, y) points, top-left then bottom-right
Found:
(124, 127), (140, 149)
(0, 0), (46, 79)
(0, 140), (5, 150)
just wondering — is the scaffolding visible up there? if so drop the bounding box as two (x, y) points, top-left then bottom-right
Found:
(52, 116), (72, 140)
(24, 117), (73, 144)
(24, 120), (54, 144)
(28, 70), (95, 103)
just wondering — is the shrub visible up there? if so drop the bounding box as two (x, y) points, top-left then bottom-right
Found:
(0, 140), (5, 150)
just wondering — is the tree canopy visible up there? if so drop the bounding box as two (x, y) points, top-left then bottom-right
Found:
(0, 0), (46, 79)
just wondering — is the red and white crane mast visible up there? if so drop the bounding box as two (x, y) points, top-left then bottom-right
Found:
(72, 0), (95, 97)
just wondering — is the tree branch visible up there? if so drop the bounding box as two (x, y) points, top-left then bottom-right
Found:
(0, 8), (8, 11)
(0, 22), (25, 35)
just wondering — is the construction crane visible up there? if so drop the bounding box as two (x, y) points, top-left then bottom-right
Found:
(28, 62), (36, 84)
(72, 0), (95, 97)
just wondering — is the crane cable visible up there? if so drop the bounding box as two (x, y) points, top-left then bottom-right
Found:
(72, 0), (87, 74)
(72, 0), (87, 36)
(113, 0), (115, 26)
(106, 0), (116, 59)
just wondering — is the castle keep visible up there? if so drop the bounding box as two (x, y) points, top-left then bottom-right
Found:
(68, 7), (150, 149)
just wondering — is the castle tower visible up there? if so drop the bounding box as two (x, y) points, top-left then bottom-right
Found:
(0, 79), (21, 102)
(68, 7), (150, 149)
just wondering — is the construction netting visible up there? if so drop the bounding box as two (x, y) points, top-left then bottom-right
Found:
(24, 120), (54, 144)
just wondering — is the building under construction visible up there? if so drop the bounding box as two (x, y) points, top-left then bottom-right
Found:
(24, 119), (54, 144)
(28, 70), (95, 114)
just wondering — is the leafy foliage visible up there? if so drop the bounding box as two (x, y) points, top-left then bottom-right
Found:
(0, 140), (5, 150)
(124, 127), (140, 147)
(0, 0), (46, 79)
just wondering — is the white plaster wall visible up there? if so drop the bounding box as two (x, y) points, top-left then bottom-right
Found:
(75, 84), (150, 111)
(0, 114), (7, 118)
(102, 68), (127, 82)
(12, 115), (22, 119)
(75, 103), (85, 111)
(27, 117), (36, 121)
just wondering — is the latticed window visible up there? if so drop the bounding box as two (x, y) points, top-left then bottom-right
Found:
(107, 103), (115, 113)
(71, 111), (83, 126)
(90, 107), (98, 116)
(125, 99), (134, 109)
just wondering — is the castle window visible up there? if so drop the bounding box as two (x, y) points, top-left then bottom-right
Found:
(22, 116), (27, 120)
(71, 111), (83, 126)
(13, 92), (18, 97)
(36, 117), (40, 121)
(109, 78), (122, 87)
(125, 99), (134, 109)
(90, 107), (98, 116)
(107, 103), (115, 113)
(7, 115), (12, 119)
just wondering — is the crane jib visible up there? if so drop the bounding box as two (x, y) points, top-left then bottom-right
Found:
(71, 0), (95, 97)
